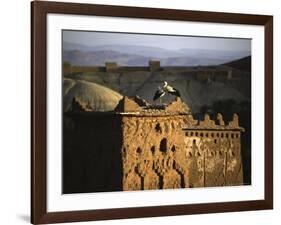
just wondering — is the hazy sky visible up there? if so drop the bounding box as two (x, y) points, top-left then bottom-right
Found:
(63, 30), (251, 52)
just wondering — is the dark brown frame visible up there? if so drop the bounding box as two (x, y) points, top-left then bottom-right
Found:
(31, 1), (273, 224)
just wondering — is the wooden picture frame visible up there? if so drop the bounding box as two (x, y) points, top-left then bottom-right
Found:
(31, 1), (273, 224)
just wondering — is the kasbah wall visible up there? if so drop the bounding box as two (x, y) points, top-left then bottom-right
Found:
(69, 95), (244, 192)
(63, 60), (236, 82)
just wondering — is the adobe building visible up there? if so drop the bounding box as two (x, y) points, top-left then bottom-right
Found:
(64, 96), (245, 193)
(117, 97), (244, 190)
(182, 113), (244, 188)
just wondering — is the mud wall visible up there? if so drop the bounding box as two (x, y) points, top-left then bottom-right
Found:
(184, 129), (243, 187)
(121, 115), (191, 190)
(121, 114), (243, 191)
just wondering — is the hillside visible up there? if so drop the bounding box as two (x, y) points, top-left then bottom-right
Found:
(134, 77), (247, 112)
(66, 69), (248, 113)
(223, 56), (251, 72)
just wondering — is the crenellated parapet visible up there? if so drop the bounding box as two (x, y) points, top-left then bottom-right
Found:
(187, 113), (244, 131)
(217, 113), (225, 126)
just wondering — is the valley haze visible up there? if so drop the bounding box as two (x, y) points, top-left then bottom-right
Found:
(63, 41), (251, 66)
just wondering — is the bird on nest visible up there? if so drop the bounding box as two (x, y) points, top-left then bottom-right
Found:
(153, 81), (181, 104)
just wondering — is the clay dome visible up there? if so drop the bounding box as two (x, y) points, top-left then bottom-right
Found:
(64, 78), (123, 112)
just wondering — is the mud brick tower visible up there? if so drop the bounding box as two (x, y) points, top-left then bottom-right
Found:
(65, 96), (244, 193)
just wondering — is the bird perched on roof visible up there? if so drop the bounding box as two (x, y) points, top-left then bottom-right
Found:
(163, 81), (181, 97)
(153, 81), (181, 104)
(153, 86), (165, 104)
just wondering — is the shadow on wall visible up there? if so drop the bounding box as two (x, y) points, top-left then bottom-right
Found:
(63, 114), (123, 193)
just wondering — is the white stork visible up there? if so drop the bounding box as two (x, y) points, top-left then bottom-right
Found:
(153, 86), (165, 104)
(163, 81), (181, 97)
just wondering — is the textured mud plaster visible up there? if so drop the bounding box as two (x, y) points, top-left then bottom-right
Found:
(118, 97), (244, 191)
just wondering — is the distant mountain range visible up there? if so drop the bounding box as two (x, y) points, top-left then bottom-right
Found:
(63, 42), (251, 67)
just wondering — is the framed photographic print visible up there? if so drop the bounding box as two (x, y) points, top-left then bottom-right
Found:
(31, 1), (273, 224)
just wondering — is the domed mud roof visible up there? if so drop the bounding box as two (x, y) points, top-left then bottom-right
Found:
(64, 78), (123, 112)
